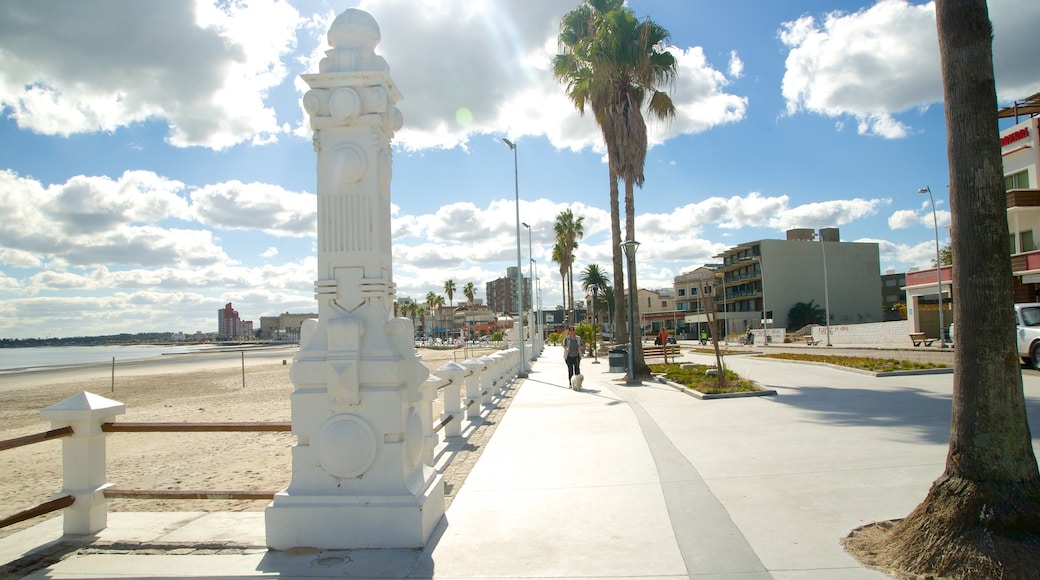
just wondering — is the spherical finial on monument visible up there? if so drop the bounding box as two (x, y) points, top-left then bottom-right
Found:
(328, 9), (380, 49)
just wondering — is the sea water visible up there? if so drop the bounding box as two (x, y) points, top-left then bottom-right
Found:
(0, 345), (203, 373)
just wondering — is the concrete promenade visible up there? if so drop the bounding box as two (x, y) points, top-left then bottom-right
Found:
(4, 343), (1040, 578)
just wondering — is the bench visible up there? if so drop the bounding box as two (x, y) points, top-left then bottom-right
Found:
(643, 344), (681, 361)
(909, 332), (936, 347)
(804, 336), (821, 346)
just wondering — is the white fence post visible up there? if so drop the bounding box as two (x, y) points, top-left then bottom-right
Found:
(421, 374), (447, 466)
(435, 362), (466, 438)
(41, 391), (125, 535)
(460, 359), (485, 420)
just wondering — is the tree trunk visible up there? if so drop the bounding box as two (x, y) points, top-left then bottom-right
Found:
(844, 1), (1040, 576)
(610, 169), (627, 345)
(625, 179), (646, 374)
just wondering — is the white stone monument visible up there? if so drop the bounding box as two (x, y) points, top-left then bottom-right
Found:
(265, 9), (443, 550)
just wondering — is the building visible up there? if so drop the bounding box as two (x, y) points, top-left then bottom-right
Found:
(217, 302), (254, 340)
(675, 266), (722, 339)
(881, 271), (907, 321)
(453, 300), (497, 340)
(905, 100), (1040, 338)
(710, 229), (882, 334)
(259, 312), (317, 341)
(1002, 113), (1040, 301)
(635, 288), (678, 337)
(485, 266), (531, 314)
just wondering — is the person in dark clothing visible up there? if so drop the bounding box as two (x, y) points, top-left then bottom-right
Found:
(563, 326), (583, 380)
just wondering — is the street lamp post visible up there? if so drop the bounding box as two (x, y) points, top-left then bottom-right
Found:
(918, 186), (946, 348)
(817, 229), (832, 347)
(503, 138), (527, 376)
(621, 240), (640, 384)
(522, 222), (537, 360)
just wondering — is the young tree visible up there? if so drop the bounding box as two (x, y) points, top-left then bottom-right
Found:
(845, 1), (1040, 576)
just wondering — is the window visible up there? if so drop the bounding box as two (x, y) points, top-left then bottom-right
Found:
(1006, 170), (1030, 191)
(1021, 230), (1035, 253)
(647, 297), (651, 307)
(884, 279), (897, 287)
(661, 301), (668, 308)
(677, 288), (686, 297)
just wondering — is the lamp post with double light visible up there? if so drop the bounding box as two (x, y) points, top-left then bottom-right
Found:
(918, 186), (946, 348)
(502, 138), (527, 375)
(621, 240), (640, 384)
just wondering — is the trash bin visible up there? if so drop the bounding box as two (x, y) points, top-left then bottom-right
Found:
(608, 345), (628, 373)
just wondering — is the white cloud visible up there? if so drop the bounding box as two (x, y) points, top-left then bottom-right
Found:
(191, 181), (316, 236)
(290, 0), (749, 153)
(0, 0), (300, 149)
(779, 0), (938, 138)
(888, 209), (920, 229)
(779, 0), (1040, 136)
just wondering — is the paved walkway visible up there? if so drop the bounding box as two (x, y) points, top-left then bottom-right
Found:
(4, 345), (1039, 578)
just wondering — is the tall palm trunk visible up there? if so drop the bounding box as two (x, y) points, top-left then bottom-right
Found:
(845, 1), (1040, 576)
(625, 178), (644, 370)
(609, 169), (627, 345)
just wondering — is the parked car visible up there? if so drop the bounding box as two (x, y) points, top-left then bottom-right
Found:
(1016, 303), (1040, 369)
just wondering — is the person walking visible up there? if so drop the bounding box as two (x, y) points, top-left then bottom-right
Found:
(563, 326), (583, 381)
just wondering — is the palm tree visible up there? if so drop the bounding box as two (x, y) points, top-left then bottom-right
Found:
(444, 279), (456, 338)
(551, 242), (568, 323)
(843, 1), (1040, 577)
(433, 295), (446, 339)
(416, 306), (428, 339)
(554, 0), (677, 373)
(424, 292), (439, 339)
(600, 285), (616, 340)
(553, 208), (584, 325)
(580, 264), (610, 347)
(787, 300), (826, 331)
(462, 281), (476, 340)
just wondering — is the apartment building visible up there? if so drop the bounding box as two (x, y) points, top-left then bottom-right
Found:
(485, 266), (531, 315)
(709, 228), (882, 333)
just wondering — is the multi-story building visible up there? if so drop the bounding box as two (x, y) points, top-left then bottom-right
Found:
(905, 101), (1039, 337)
(485, 266), (531, 315)
(710, 228), (882, 334)
(675, 266), (723, 338)
(635, 288), (679, 337)
(217, 302), (254, 340)
(1002, 112), (1040, 301)
(453, 300), (497, 340)
(259, 312), (317, 341)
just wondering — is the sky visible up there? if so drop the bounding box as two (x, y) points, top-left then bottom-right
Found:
(0, 0), (1038, 340)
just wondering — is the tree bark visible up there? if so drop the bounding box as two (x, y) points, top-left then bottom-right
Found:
(845, 1), (1040, 576)
(610, 168), (627, 345)
(625, 179), (646, 374)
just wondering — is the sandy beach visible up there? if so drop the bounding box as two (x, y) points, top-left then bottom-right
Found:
(0, 345), (499, 541)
